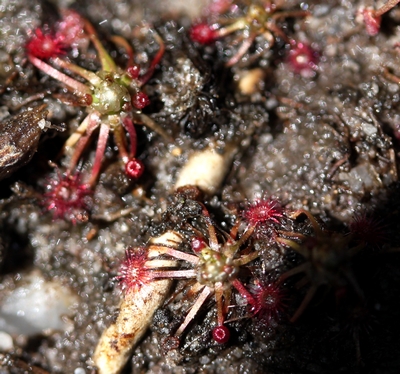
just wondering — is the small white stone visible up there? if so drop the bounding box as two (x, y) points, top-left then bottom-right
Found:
(361, 122), (377, 136)
(175, 145), (237, 194)
(0, 270), (79, 336)
(199, 355), (210, 364)
(38, 118), (46, 129)
(0, 331), (13, 350)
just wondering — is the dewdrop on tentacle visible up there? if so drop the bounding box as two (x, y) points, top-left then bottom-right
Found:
(92, 231), (183, 374)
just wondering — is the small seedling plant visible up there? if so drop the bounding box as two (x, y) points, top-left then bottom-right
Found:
(190, 0), (309, 66)
(26, 10), (169, 222)
(116, 196), (287, 345)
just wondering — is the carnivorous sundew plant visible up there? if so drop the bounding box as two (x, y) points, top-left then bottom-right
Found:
(2, 2), (398, 373)
(115, 195), (286, 346)
(276, 209), (387, 322)
(114, 195), (386, 350)
(25, 11), (172, 223)
(190, 0), (309, 66)
(26, 11), (168, 191)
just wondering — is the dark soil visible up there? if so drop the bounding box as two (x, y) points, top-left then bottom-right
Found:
(1, 1), (400, 373)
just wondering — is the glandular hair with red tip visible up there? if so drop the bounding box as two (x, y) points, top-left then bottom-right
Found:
(212, 325), (230, 344)
(190, 23), (218, 44)
(132, 92), (150, 109)
(287, 42), (319, 77)
(191, 237), (208, 253)
(125, 158), (145, 179)
(42, 171), (92, 224)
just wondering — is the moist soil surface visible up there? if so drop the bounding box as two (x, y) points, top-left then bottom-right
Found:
(1, 1), (400, 373)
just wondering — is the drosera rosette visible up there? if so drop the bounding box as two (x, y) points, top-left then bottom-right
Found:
(250, 276), (288, 325)
(93, 193), (268, 373)
(275, 209), (371, 323)
(26, 27), (66, 60)
(189, 0), (309, 66)
(121, 200), (262, 348)
(26, 11), (170, 191)
(348, 211), (389, 250)
(156, 196), (288, 347)
(40, 166), (93, 224)
(240, 198), (289, 323)
(26, 9), (89, 59)
(241, 196), (284, 238)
